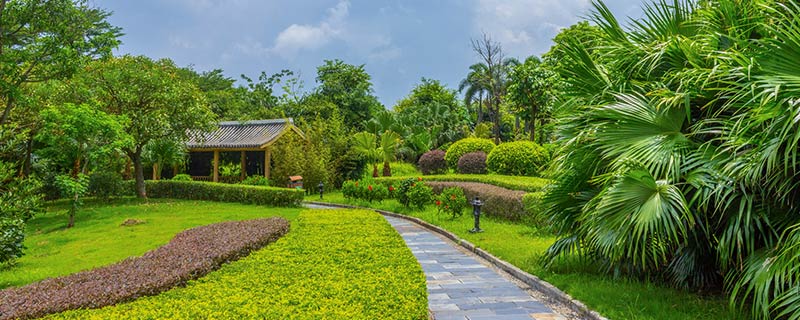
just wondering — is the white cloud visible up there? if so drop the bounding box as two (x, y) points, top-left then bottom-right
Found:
(270, 0), (350, 58)
(472, 0), (591, 57)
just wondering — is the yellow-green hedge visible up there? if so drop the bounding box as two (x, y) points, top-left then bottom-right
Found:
(121, 180), (303, 207)
(51, 209), (428, 319)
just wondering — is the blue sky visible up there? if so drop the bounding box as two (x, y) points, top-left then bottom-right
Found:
(92, 0), (644, 107)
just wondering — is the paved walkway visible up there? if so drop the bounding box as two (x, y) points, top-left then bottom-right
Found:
(384, 216), (564, 320)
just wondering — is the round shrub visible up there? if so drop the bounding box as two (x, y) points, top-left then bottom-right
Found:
(418, 150), (447, 175)
(444, 138), (495, 169)
(457, 151), (487, 174)
(88, 171), (124, 199)
(487, 141), (549, 176)
(171, 174), (192, 181)
(240, 175), (270, 186)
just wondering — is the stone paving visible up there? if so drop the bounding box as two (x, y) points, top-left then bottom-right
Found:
(383, 216), (565, 320)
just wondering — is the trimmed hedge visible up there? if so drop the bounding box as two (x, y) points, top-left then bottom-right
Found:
(375, 174), (550, 192)
(444, 138), (495, 168)
(0, 218), (290, 320)
(54, 210), (428, 319)
(427, 181), (527, 221)
(457, 151), (487, 174)
(121, 180), (303, 207)
(487, 141), (549, 176)
(417, 150), (447, 175)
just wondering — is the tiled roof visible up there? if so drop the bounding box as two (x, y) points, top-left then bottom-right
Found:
(187, 119), (294, 149)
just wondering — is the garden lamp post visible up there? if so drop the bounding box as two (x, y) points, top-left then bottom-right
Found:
(469, 196), (484, 233)
(318, 182), (324, 199)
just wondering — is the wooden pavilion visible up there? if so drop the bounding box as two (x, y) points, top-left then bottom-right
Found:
(185, 119), (304, 182)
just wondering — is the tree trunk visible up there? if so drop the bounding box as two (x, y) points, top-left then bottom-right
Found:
(124, 157), (132, 180)
(152, 163), (160, 180)
(129, 150), (147, 198)
(0, 96), (13, 126)
(71, 158), (81, 178)
(515, 116), (520, 134)
(530, 105), (538, 142)
(477, 92), (484, 123)
(20, 136), (33, 177)
(382, 161), (391, 177)
(67, 192), (78, 228)
(372, 164), (379, 178)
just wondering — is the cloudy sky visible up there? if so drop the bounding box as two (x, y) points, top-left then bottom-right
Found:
(92, 0), (644, 107)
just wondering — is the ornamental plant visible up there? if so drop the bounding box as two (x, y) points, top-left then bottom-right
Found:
(394, 178), (417, 208)
(417, 150), (447, 175)
(406, 181), (433, 210)
(457, 151), (487, 174)
(54, 174), (89, 228)
(487, 141), (549, 176)
(240, 175), (270, 186)
(444, 138), (495, 169)
(435, 187), (467, 219)
(364, 184), (390, 203)
(171, 174), (193, 181)
(341, 180), (358, 199)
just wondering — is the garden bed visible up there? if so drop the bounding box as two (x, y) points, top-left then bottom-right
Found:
(375, 174), (550, 192)
(0, 218), (290, 320)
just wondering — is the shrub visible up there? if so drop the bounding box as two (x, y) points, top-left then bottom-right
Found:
(457, 151), (487, 174)
(417, 150), (447, 175)
(240, 175), (270, 186)
(521, 192), (549, 228)
(171, 174), (192, 181)
(394, 178), (417, 208)
(88, 171), (125, 199)
(407, 181), (433, 210)
(55, 210), (427, 319)
(118, 180), (303, 207)
(0, 218), (25, 266)
(487, 141), (549, 176)
(435, 187), (467, 219)
(427, 182), (526, 221)
(0, 217), (290, 320)
(342, 180), (358, 200)
(375, 174), (551, 192)
(444, 138), (495, 168)
(342, 179), (390, 203)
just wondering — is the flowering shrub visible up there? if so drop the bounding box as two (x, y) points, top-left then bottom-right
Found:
(341, 180), (389, 202)
(394, 178), (417, 208)
(444, 138), (495, 169)
(487, 141), (549, 176)
(435, 187), (467, 219)
(417, 150), (447, 175)
(428, 181), (527, 221)
(407, 180), (433, 210)
(457, 151), (487, 174)
(0, 217), (290, 320)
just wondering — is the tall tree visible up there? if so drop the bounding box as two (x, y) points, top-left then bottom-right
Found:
(507, 56), (557, 142)
(315, 59), (383, 129)
(0, 0), (121, 126)
(73, 55), (214, 198)
(459, 63), (489, 124)
(470, 34), (517, 144)
(395, 78), (469, 150)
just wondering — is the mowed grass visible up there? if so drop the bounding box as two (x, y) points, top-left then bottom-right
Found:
(0, 198), (304, 289)
(52, 209), (428, 319)
(310, 192), (737, 320)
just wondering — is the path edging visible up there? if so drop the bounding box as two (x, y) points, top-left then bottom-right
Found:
(305, 201), (607, 320)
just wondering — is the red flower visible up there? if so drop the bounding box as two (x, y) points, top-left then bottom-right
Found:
(435, 200), (442, 206)
(417, 177), (423, 181)
(445, 205), (449, 209)
(389, 186), (395, 192)
(368, 185), (373, 191)
(355, 181), (359, 186)
(450, 194), (456, 200)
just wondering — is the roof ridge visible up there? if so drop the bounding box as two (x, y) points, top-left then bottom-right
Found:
(218, 118), (293, 126)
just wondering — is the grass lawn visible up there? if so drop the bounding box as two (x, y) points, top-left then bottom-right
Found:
(310, 192), (737, 320)
(0, 198), (304, 289)
(52, 209), (428, 319)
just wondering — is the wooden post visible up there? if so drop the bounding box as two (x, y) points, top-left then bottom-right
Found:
(240, 151), (246, 181)
(264, 147), (271, 179)
(213, 150), (219, 182)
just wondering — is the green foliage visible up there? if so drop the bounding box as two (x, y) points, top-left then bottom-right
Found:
(341, 179), (389, 203)
(394, 78), (469, 149)
(506, 56), (558, 142)
(0, 217), (25, 266)
(406, 181), (433, 210)
(336, 149), (367, 187)
(315, 59), (383, 130)
(240, 175), (270, 186)
(457, 151), (487, 174)
(171, 174), (192, 181)
(217, 162), (241, 177)
(435, 187), (467, 219)
(444, 138), (495, 169)
(393, 178), (418, 208)
(87, 171), (124, 200)
(142, 139), (186, 180)
(376, 174), (550, 192)
(55, 210), (428, 319)
(521, 192), (548, 228)
(471, 122), (492, 139)
(0, 128), (43, 264)
(54, 174), (89, 228)
(487, 141), (549, 176)
(270, 131), (306, 187)
(134, 181), (303, 207)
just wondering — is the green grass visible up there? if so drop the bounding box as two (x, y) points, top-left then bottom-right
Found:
(376, 173), (550, 192)
(0, 198), (304, 289)
(309, 192), (737, 320)
(53, 209), (428, 319)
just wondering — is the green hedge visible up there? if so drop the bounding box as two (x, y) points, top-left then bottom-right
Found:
(54, 209), (428, 319)
(487, 141), (549, 176)
(375, 174), (550, 192)
(426, 181), (527, 221)
(122, 180), (303, 207)
(444, 138), (495, 169)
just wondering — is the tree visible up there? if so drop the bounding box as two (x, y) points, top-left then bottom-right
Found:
(73, 55), (215, 198)
(395, 78), (469, 151)
(0, 0), (121, 126)
(379, 131), (401, 177)
(0, 126), (41, 264)
(351, 131), (380, 177)
(142, 138), (186, 180)
(315, 59), (383, 129)
(469, 34), (518, 144)
(459, 63), (490, 124)
(506, 56), (557, 142)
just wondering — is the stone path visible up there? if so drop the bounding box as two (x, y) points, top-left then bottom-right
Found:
(303, 203), (565, 319)
(384, 216), (564, 320)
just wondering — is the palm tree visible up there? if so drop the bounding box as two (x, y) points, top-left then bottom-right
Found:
(379, 130), (402, 177)
(543, 1), (800, 318)
(459, 63), (489, 124)
(142, 139), (186, 180)
(351, 132), (380, 177)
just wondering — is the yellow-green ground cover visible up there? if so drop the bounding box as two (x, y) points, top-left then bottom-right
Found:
(50, 209), (428, 319)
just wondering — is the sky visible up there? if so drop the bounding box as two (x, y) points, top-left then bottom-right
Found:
(92, 0), (644, 108)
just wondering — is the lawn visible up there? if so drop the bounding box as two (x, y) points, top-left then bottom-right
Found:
(0, 198), (305, 289)
(51, 209), (428, 319)
(310, 192), (737, 320)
